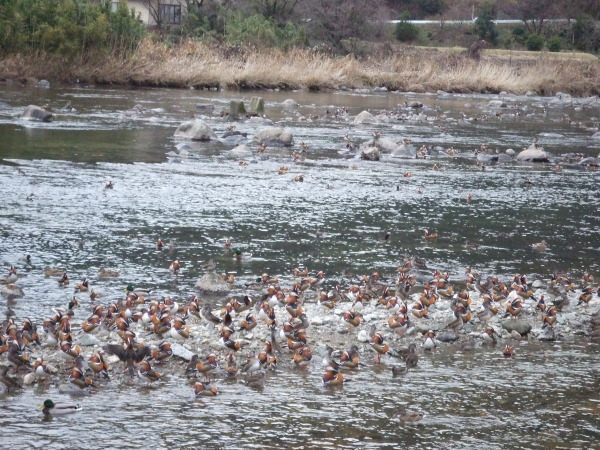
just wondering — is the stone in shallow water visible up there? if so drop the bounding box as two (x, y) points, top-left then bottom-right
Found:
(78, 334), (101, 346)
(171, 343), (195, 361)
(249, 97), (265, 115)
(538, 328), (556, 341)
(437, 331), (459, 342)
(21, 105), (52, 122)
(254, 127), (293, 146)
(194, 272), (230, 294)
(516, 143), (549, 162)
(502, 319), (532, 336)
(174, 119), (216, 141)
(353, 110), (376, 125)
(282, 99), (298, 109)
(360, 146), (380, 161)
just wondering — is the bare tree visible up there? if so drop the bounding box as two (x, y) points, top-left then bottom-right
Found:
(299, 0), (389, 48)
(558, 0), (600, 22)
(247, 0), (299, 24)
(499, 0), (558, 34)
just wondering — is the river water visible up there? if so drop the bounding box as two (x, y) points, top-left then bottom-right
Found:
(1, 83), (599, 448)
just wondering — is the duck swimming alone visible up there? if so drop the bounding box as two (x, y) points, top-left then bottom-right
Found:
(396, 406), (424, 423)
(41, 399), (82, 416)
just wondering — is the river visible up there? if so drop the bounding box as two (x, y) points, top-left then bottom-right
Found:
(0, 82), (599, 448)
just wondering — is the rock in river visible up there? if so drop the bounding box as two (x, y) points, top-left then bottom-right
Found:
(353, 110), (376, 125)
(194, 272), (230, 294)
(21, 105), (52, 122)
(437, 331), (459, 342)
(174, 119), (216, 141)
(360, 146), (380, 161)
(502, 319), (532, 336)
(516, 143), (549, 162)
(254, 127), (293, 147)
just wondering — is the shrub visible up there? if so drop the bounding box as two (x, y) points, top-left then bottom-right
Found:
(526, 34), (544, 51)
(0, 0), (145, 58)
(224, 13), (306, 50)
(573, 15), (600, 52)
(340, 38), (372, 58)
(511, 26), (527, 44)
(394, 21), (419, 42)
(474, 2), (498, 46)
(547, 36), (562, 52)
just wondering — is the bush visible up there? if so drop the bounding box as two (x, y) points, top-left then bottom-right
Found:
(526, 34), (544, 51)
(573, 15), (600, 52)
(511, 26), (527, 44)
(474, 2), (498, 46)
(224, 13), (306, 50)
(394, 21), (419, 42)
(547, 36), (562, 52)
(0, 0), (145, 58)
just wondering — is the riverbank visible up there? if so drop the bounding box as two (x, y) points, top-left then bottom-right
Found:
(1, 39), (599, 96)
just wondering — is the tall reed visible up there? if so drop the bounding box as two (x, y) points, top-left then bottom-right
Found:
(1, 39), (598, 96)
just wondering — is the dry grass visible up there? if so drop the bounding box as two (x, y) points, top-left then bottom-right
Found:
(1, 39), (599, 96)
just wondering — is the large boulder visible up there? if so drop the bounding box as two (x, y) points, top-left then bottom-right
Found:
(516, 143), (549, 162)
(174, 119), (216, 141)
(254, 127), (293, 147)
(501, 319), (532, 336)
(21, 105), (52, 122)
(353, 110), (376, 125)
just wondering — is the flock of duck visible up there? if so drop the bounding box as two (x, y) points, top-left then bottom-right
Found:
(1, 241), (599, 421)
